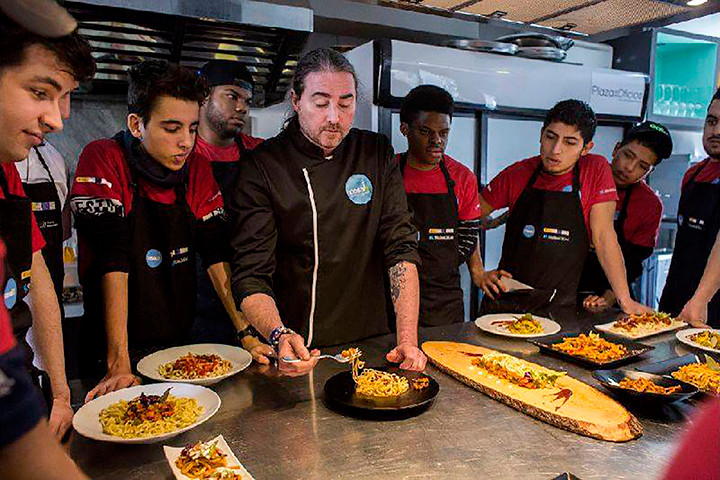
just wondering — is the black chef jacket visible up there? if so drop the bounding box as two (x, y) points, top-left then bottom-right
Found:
(229, 118), (420, 348)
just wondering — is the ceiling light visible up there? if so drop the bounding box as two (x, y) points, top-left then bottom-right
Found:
(686, 0), (708, 5)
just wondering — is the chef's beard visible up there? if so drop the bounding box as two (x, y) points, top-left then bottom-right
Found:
(205, 100), (243, 140)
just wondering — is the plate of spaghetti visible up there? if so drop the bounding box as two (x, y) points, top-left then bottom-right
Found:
(73, 383), (221, 444)
(137, 344), (252, 386)
(595, 312), (685, 339)
(592, 369), (697, 404)
(475, 313), (560, 338)
(164, 435), (255, 480)
(323, 348), (439, 417)
(676, 328), (720, 355)
(529, 331), (654, 368)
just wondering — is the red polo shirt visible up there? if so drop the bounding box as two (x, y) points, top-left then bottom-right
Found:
(482, 154), (618, 239)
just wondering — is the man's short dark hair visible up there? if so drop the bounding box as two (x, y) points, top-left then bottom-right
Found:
(543, 99), (597, 144)
(0, 12), (95, 82)
(127, 60), (208, 124)
(711, 87), (720, 105)
(400, 85), (454, 125)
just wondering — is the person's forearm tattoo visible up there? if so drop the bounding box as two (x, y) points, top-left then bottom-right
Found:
(389, 262), (407, 304)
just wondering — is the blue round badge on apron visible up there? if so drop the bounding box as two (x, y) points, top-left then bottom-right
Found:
(522, 225), (535, 238)
(345, 174), (373, 205)
(677, 215), (684, 227)
(146, 249), (162, 268)
(4, 278), (17, 309)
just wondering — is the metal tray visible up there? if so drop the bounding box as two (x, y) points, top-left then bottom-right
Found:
(517, 46), (567, 62)
(528, 331), (655, 369)
(445, 39), (518, 55)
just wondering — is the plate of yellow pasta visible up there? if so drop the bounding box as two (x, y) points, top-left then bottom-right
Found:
(323, 348), (439, 418)
(475, 313), (560, 338)
(72, 383), (221, 444)
(137, 344), (252, 386)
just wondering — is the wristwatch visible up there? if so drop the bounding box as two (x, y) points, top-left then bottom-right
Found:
(236, 324), (262, 343)
(269, 326), (296, 348)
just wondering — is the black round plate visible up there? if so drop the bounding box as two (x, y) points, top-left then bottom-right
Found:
(323, 367), (439, 419)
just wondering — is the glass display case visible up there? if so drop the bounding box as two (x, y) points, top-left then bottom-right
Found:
(649, 28), (719, 127)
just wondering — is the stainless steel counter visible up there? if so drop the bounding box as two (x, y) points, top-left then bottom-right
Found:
(69, 310), (711, 480)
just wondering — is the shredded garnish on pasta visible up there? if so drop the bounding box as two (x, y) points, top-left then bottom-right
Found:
(341, 348), (410, 397)
(672, 357), (720, 395)
(159, 353), (232, 380)
(551, 333), (627, 363)
(689, 331), (720, 350)
(99, 389), (203, 438)
(175, 439), (242, 479)
(617, 377), (681, 395)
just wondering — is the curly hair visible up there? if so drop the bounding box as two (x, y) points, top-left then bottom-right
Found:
(127, 60), (209, 124)
(400, 85), (454, 125)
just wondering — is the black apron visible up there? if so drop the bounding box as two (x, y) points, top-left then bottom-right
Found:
(21, 147), (64, 302)
(400, 154), (463, 326)
(0, 168), (33, 336)
(192, 136), (246, 344)
(79, 158), (198, 377)
(577, 183), (634, 297)
(660, 160), (720, 326)
(481, 162), (589, 314)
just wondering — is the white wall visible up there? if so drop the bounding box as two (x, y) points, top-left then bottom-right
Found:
(668, 13), (720, 39)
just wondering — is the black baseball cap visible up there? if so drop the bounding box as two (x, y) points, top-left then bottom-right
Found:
(625, 121), (673, 161)
(199, 60), (254, 92)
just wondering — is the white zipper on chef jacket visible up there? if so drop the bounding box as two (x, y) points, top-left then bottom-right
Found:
(302, 168), (319, 347)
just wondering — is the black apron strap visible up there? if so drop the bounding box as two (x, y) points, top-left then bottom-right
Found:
(0, 167), (12, 198)
(32, 147), (58, 186)
(615, 184), (634, 245)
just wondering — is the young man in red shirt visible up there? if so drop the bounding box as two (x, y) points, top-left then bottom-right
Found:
(192, 60), (272, 360)
(397, 85), (480, 326)
(0, 8), (95, 441)
(579, 121), (672, 312)
(477, 100), (649, 315)
(661, 88), (720, 327)
(70, 60), (265, 401)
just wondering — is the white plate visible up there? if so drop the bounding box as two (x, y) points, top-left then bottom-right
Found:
(475, 313), (560, 338)
(676, 328), (720, 354)
(73, 383), (221, 445)
(137, 344), (252, 386)
(164, 435), (256, 480)
(595, 318), (686, 339)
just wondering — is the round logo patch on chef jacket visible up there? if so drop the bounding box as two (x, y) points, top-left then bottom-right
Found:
(522, 225), (535, 238)
(145, 249), (162, 269)
(4, 278), (17, 309)
(345, 174), (373, 205)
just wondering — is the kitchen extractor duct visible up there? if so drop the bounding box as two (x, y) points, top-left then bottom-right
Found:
(64, 0), (313, 106)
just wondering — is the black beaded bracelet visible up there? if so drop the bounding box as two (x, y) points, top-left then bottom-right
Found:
(236, 324), (262, 343)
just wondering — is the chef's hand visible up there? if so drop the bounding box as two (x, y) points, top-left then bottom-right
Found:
(678, 297), (711, 328)
(386, 344), (427, 371)
(241, 335), (274, 365)
(474, 269), (512, 300)
(48, 396), (73, 441)
(85, 365), (141, 403)
(618, 298), (653, 316)
(277, 333), (320, 376)
(583, 290), (616, 313)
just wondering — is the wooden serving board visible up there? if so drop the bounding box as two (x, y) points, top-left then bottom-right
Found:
(422, 341), (642, 442)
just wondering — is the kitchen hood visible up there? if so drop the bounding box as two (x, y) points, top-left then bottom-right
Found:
(64, 0), (313, 106)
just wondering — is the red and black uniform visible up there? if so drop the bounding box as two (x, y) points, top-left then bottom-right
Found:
(578, 179), (662, 296)
(70, 131), (227, 378)
(661, 158), (720, 326)
(480, 154), (618, 312)
(397, 153), (480, 326)
(0, 238), (46, 447)
(0, 163), (45, 344)
(192, 133), (263, 344)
